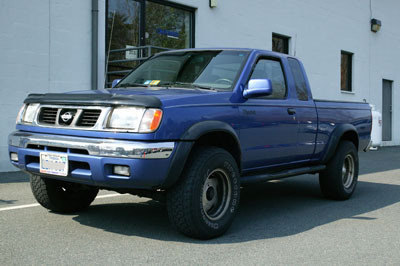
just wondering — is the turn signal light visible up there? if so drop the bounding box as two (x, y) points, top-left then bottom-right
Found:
(139, 109), (163, 133)
(150, 110), (162, 131)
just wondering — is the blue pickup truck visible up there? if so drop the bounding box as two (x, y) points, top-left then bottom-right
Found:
(8, 48), (372, 239)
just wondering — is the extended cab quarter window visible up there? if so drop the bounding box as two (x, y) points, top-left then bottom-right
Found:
(249, 59), (286, 99)
(288, 58), (309, 101)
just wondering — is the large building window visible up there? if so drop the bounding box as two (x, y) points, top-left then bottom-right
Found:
(106, 0), (141, 56)
(145, 1), (192, 50)
(341, 51), (353, 92)
(272, 33), (290, 54)
(105, 0), (194, 86)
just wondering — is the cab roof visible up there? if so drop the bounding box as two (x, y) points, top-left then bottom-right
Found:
(156, 47), (296, 60)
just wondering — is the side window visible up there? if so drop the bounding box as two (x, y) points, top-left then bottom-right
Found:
(288, 58), (309, 101)
(249, 59), (286, 99)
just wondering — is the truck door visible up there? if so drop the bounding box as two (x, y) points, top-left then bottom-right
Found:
(239, 58), (299, 170)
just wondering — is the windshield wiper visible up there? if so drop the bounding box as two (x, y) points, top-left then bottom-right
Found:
(117, 81), (217, 91)
(162, 82), (217, 92)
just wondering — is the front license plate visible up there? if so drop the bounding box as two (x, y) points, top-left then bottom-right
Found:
(40, 152), (69, 177)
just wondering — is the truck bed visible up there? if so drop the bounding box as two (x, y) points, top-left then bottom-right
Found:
(314, 99), (372, 159)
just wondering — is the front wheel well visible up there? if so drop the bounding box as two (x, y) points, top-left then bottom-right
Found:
(192, 131), (241, 171)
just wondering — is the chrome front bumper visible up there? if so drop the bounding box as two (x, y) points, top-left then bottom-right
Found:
(8, 131), (175, 159)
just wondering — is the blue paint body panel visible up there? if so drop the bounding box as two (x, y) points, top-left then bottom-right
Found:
(9, 143), (174, 189)
(8, 48), (372, 190)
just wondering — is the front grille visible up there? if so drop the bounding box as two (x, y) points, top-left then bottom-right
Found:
(77, 110), (102, 127)
(37, 106), (103, 128)
(26, 144), (89, 155)
(38, 108), (58, 124)
(58, 109), (77, 126)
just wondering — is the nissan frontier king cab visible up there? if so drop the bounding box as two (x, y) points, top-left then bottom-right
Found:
(9, 48), (372, 239)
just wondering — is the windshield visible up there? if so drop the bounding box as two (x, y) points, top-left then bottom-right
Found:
(116, 50), (249, 91)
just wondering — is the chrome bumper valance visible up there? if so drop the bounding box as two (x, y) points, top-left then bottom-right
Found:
(9, 131), (174, 159)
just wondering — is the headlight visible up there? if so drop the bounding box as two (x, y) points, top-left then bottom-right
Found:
(23, 104), (40, 123)
(107, 107), (163, 133)
(17, 103), (39, 124)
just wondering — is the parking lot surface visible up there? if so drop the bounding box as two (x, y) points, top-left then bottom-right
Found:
(1, 147), (399, 265)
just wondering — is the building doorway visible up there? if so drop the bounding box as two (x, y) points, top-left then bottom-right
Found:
(382, 79), (393, 141)
(105, 0), (195, 86)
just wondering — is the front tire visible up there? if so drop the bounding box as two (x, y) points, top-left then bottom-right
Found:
(319, 141), (359, 200)
(167, 146), (240, 239)
(30, 175), (99, 213)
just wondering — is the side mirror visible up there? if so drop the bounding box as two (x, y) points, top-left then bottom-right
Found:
(243, 79), (273, 98)
(112, 79), (121, 88)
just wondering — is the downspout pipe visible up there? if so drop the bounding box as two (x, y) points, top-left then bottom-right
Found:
(91, 0), (99, 90)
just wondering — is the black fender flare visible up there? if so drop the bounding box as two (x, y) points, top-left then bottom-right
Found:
(321, 124), (359, 164)
(181, 120), (240, 142)
(160, 121), (241, 189)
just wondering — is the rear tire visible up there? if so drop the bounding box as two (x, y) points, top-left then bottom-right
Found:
(30, 175), (99, 213)
(319, 141), (359, 200)
(167, 146), (240, 239)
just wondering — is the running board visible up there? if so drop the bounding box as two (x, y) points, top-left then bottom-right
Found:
(241, 165), (326, 184)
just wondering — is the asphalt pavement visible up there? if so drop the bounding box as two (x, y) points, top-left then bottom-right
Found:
(0, 147), (399, 265)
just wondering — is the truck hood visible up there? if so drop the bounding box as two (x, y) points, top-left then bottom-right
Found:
(25, 87), (230, 108)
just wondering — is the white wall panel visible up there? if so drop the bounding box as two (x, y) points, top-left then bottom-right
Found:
(0, 0), (399, 171)
(0, 0), (92, 171)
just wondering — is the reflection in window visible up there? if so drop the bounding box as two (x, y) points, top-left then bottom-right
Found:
(106, 0), (140, 52)
(341, 51), (353, 92)
(105, 0), (194, 87)
(145, 1), (192, 50)
(106, 0), (141, 84)
(117, 50), (249, 91)
(288, 58), (308, 101)
(250, 59), (287, 99)
(272, 33), (290, 54)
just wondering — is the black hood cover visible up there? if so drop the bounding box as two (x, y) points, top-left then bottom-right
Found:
(24, 93), (162, 108)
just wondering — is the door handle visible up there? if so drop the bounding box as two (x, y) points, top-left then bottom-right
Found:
(287, 108), (296, 115)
